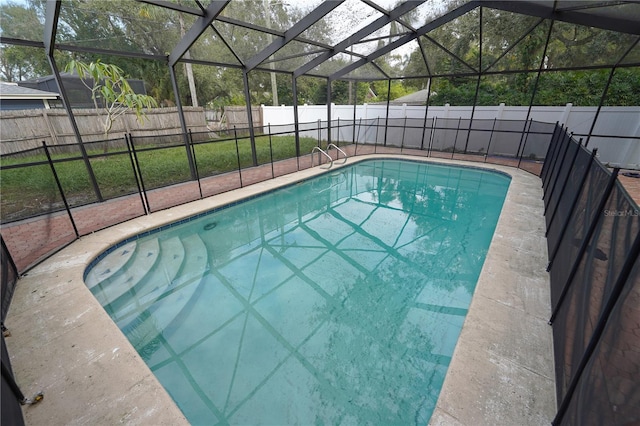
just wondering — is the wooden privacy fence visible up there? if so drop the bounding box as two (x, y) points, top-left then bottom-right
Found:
(0, 107), (210, 154)
(223, 106), (263, 130)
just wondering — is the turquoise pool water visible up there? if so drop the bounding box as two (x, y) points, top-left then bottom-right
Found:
(85, 159), (510, 425)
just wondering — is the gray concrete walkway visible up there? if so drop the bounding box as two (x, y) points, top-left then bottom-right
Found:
(5, 155), (555, 425)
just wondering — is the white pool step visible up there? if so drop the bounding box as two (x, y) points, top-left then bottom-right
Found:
(107, 236), (185, 321)
(117, 234), (209, 350)
(85, 241), (137, 289)
(90, 238), (160, 307)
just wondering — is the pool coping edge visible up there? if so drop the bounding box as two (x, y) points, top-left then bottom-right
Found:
(5, 154), (556, 425)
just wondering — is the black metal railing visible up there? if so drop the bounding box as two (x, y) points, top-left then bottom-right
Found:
(0, 116), (556, 426)
(542, 124), (640, 425)
(0, 117), (557, 274)
(1, 235), (26, 426)
(1, 117), (639, 424)
(1, 236), (18, 325)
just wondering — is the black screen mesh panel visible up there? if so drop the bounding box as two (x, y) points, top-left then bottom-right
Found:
(1, 331), (25, 426)
(431, 118), (462, 153)
(541, 125), (563, 186)
(465, 119), (494, 154)
(530, 122), (640, 423)
(559, 254), (640, 425)
(403, 117), (427, 149)
(545, 140), (581, 227)
(384, 118), (405, 147)
(1, 238), (18, 323)
(552, 183), (640, 408)
(549, 161), (611, 308)
(544, 133), (572, 207)
(525, 121), (556, 163)
(488, 119), (526, 157)
(546, 144), (592, 250)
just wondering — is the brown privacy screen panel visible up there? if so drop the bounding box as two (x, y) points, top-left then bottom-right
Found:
(551, 181), (640, 411)
(545, 143), (591, 252)
(560, 256), (640, 425)
(548, 160), (611, 308)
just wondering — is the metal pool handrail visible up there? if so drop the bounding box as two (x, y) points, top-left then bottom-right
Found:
(327, 144), (348, 165)
(311, 146), (334, 169)
(311, 145), (348, 169)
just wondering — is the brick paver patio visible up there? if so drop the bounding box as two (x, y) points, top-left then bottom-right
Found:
(2, 146), (638, 273)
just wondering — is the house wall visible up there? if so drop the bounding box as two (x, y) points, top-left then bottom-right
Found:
(0, 99), (47, 111)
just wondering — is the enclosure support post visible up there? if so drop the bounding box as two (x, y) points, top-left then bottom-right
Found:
(462, 73), (481, 154)
(484, 118), (497, 162)
(463, 7), (482, 154)
(42, 142), (79, 238)
(125, 134), (149, 214)
(374, 116), (379, 153)
(520, 20), (554, 156)
(540, 122), (561, 180)
(242, 70), (259, 166)
(463, 73), (482, 154)
(292, 75), (301, 170)
(188, 130), (203, 199)
(585, 67), (615, 148)
(356, 117), (362, 155)
(420, 79), (432, 151)
(384, 79), (391, 147)
(327, 78), (332, 145)
(428, 116), (436, 157)
(44, 0), (102, 202)
(45, 57), (103, 202)
(585, 39), (638, 148)
(352, 82), (358, 146)
(169, 64), (198, 179)
(516, 118), (533, 168)
(234, 126), (244, 188)
(268, 123), (275, 178)
(128, 134), (150, 214)
(451, 117), (462, 159)
(401, 116), (407, 152)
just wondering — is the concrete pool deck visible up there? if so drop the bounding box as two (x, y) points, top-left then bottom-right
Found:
(5, 154), (555, 425)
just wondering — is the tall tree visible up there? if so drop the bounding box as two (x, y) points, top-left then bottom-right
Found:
(0, 2), (50, 81)
(65, 59), (157, 140)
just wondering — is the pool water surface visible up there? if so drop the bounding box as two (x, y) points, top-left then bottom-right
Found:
(85, 159), (510, 425)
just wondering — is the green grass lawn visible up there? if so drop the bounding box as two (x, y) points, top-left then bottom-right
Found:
(0, 135), (326, 222)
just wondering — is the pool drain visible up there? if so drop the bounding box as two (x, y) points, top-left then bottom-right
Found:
(203, 222), (217, 231)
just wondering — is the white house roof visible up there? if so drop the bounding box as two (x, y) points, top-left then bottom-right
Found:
(0, 82), (59, 100)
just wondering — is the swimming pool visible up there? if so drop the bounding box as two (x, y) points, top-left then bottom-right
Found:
(85, 159), (510, 425)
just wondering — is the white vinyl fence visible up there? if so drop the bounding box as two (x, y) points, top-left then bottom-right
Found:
(262, 103), (640, 167)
